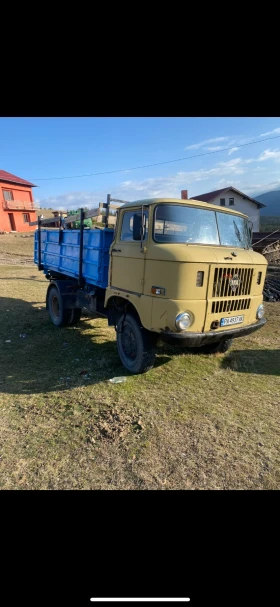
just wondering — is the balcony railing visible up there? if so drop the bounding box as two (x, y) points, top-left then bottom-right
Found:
(2, 200), (40, 211)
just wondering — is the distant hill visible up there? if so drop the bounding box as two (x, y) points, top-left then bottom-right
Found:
(254, 190), (280, 216)
(260, 216), (280, 231)
(36, 209), (55, 219)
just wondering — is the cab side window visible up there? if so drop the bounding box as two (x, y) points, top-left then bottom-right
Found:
(120, 210), (148, 241)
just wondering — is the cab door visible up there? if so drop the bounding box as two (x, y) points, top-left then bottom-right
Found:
(110, 208), (148, 294)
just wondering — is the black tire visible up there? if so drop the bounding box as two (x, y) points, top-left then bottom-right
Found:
(67, 308), (82, 326)
(47, 285), (81, 327)
(199, 338), (233, 355)
(116, 313), (156, 374)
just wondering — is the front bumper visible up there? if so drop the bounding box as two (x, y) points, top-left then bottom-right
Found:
(160, 318), (266, 347)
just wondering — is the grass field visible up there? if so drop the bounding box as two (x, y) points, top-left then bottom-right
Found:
(0, 234), (280, 489)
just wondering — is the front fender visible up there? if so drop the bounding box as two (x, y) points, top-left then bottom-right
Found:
(105, 288), (152, 330)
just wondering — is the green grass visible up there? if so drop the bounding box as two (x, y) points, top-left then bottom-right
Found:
(0, 264), (280, 489)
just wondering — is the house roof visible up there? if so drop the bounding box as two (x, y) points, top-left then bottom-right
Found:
(191, 186), (266, 209)
(0, 169), (37, 187)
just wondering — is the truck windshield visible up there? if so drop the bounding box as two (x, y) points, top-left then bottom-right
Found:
(216, 211), (251, 248)
(153, 204), (250, 248)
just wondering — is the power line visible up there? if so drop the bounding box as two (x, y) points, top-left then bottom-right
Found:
(32, 134), (280, 182)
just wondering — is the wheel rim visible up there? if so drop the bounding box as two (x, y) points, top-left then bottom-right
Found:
(121, 326), (137, 361)
(52, 295), (60, 319)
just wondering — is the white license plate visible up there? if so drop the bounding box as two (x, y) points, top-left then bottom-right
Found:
(220, 315), (244, 326)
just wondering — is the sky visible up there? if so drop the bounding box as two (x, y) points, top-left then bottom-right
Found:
(0, 117), (280, 210)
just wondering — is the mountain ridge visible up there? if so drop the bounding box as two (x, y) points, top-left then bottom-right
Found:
(254, 190), (280, 216)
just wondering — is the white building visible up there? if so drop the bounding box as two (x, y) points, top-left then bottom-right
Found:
(189, 186), (265, 232)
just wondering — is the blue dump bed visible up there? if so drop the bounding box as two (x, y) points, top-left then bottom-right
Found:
(34, 228), (114, 289)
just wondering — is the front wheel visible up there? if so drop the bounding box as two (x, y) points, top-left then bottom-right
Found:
(199, 338), (233, 354)
(116, 313), (156, 374)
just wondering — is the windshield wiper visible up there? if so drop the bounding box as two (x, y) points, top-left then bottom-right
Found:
(233, 220), (242, 243)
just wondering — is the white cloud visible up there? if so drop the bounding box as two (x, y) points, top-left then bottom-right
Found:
(242, 148), (280, 165)
(185, 137), (228, 150)
(217, 178), (241, 186)
(205, 146), (225, 151)
(37, 144), (280, 212)
(259, 127), (280, 137)
(118, 158), (245, 199)
(185, 129), (280, 154)
(38, 190), (108, 211)
(258, 148), (280, 162)
(251, 166), (268, 173)
(37, 157), (248, 210)
(245, 180), (280, 195)
(216, 178), (228, 186)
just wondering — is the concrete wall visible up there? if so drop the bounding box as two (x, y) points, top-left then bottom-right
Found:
(0, 182), (36, 232)
(210, 190), (260, 231)
(13, 188), (32, 202)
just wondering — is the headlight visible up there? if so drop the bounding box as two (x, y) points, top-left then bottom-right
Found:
(256, 304), (265, 319)
(175, 312), (194, 331)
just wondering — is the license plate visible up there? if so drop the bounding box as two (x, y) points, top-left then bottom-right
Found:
(220, 315), (244, 326)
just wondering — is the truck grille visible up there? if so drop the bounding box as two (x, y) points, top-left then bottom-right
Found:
(212, 267), (253, 297)
(211, 298), (251, 314)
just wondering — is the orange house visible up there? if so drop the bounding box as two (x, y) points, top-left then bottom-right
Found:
(0, 169), (38, 232)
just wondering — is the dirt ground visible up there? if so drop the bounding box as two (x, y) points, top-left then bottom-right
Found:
(0, 232), (34, 265)
(0, 241), (280, 489)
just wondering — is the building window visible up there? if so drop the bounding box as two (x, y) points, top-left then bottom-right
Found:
(220, 198), (225, 206)
(23, 213), (30, 223)
(3, 190), (14, 201)
(229, 198), (234, 206)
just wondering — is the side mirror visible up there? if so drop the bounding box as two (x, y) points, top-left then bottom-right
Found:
(133, 213), (143, 241)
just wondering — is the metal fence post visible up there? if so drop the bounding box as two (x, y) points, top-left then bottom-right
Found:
(78, 208), (85, 287)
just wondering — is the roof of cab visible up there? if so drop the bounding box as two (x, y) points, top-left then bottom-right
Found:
(120, 198), (248, 218)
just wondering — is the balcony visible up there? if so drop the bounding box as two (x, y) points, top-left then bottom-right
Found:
(2, 200), (40, 211)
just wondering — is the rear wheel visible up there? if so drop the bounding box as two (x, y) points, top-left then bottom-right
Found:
(47, 285), (81, 327)
(116, 313), (156, 374)
(199, 338), (233, 354)
(68, 308), (82, 325)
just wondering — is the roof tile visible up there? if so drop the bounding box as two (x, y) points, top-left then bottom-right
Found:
(192, 186), (266, 208)
(0, 169), (36, 187)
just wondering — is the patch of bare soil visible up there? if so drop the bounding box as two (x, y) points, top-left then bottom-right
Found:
(0, 233), (34, 265)
(88, 406), (144, 443)
(0, 252), (34, 265)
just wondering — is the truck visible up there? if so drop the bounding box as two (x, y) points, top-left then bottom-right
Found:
(31, 194), (268, 374)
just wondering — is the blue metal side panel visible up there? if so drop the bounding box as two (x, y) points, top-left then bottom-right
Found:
(34, 228), (114, 288)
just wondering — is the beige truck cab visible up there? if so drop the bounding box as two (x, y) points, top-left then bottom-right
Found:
(105, 197), (267, 373)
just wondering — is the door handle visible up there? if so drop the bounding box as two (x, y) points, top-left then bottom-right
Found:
(112, 248), (122, 252)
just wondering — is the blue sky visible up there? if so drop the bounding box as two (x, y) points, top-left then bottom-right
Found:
(0, 117), (280, 210)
